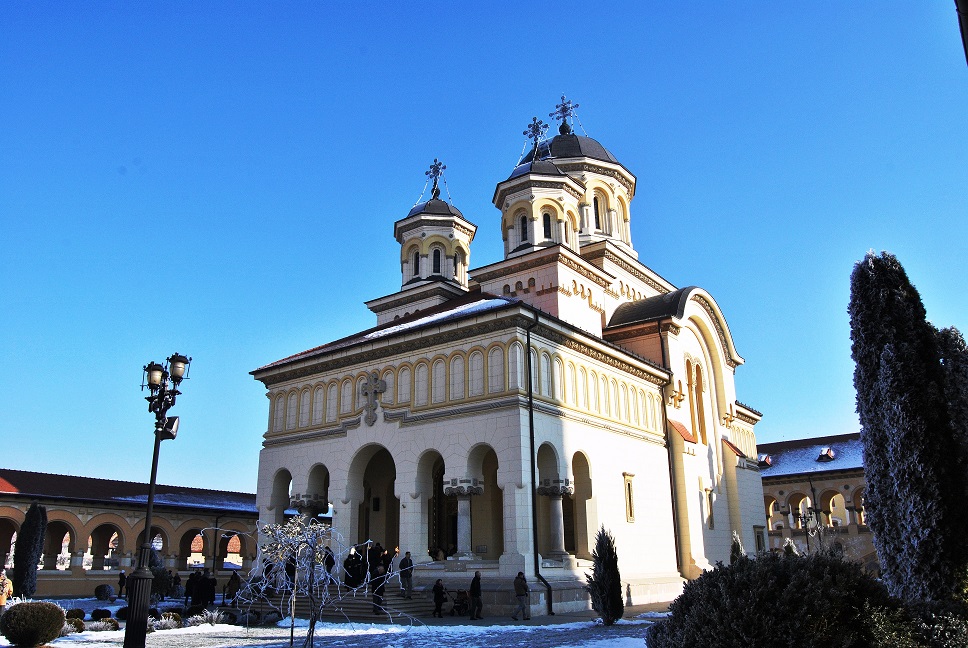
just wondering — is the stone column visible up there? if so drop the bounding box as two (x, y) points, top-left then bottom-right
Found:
(579, 203), (590, 232)
(538, 478), (574, 561)
(443, 477), (484, 559)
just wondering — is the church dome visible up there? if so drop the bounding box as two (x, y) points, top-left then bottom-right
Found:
(520, 130), (620, 166)
(406, 197), (466, 219)
(506, 158), (566, 180)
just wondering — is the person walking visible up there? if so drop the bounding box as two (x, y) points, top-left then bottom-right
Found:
(372, 566), (387, 614)
(432, 578), (446, 618)
(117, 570), (127, 599)
(185, 570), (199, 606)
(469, 570), (483, 620)
(512, 571), (530, 620)
(323, 545), (336, 583)
(0, 569), (13, 616)
(398, 551), (414, 599)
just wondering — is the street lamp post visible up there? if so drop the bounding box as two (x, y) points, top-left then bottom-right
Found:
(123, 353), (190, 648)
(781, 478), (826, 554)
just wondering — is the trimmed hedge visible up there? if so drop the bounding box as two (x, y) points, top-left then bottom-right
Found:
(0, 601), (66, 647)
(646, 552), (895, 648)
(115, 606), (128, 620)
(93, 584), (114, 601)
(65, 608), (85, 620)
(64, 617), (85, 633)
(91, 608), (112, 621)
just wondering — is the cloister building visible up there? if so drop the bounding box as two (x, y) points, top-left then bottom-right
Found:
(758, 433), (879, 574)
(252, 109), (767, 613)
(0, 468), (258, 597)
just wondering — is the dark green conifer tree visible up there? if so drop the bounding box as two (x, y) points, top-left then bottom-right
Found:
(13, 502), (47, 597)
(848, 251), (968, 602)
(585, 525), (624, 625)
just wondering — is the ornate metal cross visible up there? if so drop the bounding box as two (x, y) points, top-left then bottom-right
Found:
(523, 117), (549, 151)
(425, 158), (446, 200)
(550, 94), (579, 123)
(360, 371), (386, 426)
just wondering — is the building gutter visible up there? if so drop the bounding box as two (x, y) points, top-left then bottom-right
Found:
(658, 325), (683, 573)
(525, 312), (554, 615)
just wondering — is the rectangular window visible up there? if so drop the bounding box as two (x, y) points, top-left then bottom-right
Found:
(753, 526), (765, 553)
(706, 489), (715, 530)
(623, 473), (635, 522)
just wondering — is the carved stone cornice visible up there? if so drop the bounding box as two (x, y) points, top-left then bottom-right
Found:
(603, 322), (660, 343)
(494, 176), (584, 208)
(472, 250), (613, 291)
(690, 295), (739, 368)
(537, 478), (574, 497)
(538, 326), (668, 386)
(263, 420), (355, 448)
(366, 282), (466, 313)
(443, 477), (484, 497)
(582, 248), (670, 294)
(555, 162), (634, 195)
(394, 217), (477, 240)
(557, 254), (611, 289)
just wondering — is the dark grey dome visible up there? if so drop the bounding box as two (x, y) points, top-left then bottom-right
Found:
(406, 197), (466, 219)
(521, 133), (619, 165)
(507, 158), (566, 180)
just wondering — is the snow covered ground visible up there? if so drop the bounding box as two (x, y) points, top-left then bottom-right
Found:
(0, 613), (662, 647)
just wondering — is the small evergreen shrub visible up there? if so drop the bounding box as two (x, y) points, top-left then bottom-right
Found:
(0, 600), (66, 647)
(86, 619), (120, 632)
(220, 611), (237, 625)
(115, 606), (128, 620)
(63, 617), (85, 634)
(148, 607), (160, 619)
(185, 604), (206, 618)
(162, 611), (182, 625)
(237, 611), (260, 626)
(151, 615), (181, 631)
(94, 584), (114, 601)
(646, 552), (896, 648)
(90, 608), (112, 621)
(185, 609), (226, 626)
(65, 608), (85, 620)
(262, 610), (282, 625)
(585, 526), (624, 625)
(161, 605), (184, 617)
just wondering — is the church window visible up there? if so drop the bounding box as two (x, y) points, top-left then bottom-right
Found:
(542, 212), (552, 239)
(415, 363), (429, 406)
(432, 359), (446, 403)
(312, 386), (325, 425)
(488, 346), (505, 393)
(340, 379), (353, 414)
(432, 249), (442, 274)
(623, 473), (635, 522)
(286, 392), (298, 429)
(273, 394), (285, 432)
(520, 216), (528, 242)
(593, 197), (602, 230)
(601, 375), (610, 416)
(540, 353), (551, 395)
(509, 342), (525, 390)
(450, 355), (465, 399)
(706, 489), (715, 530)
(412, 250), (420, 279)
(381, 371), (394, 405)
(326, 383), (338, 422)
(469, 351), (484, 397)
(529, 349), (538, 390)
(630, 388), (639, 425)
(397, 367), (411, 403)
(298, 389), (310, 428)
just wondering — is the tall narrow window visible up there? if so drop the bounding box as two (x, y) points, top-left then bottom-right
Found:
(623, 473), (635, 522)
(706, 489), (715, 529)
(412, 251), (420, 278)
(542, 213), (552, 239)
(520, 216), (528, 242)
(593, 197), (602, 230)
(432, 249), (441, 274)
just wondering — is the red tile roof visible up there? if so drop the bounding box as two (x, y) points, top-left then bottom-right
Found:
(669, 420), (697, 444)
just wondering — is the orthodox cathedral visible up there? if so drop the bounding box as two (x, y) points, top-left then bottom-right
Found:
(251, 99), (766, 613)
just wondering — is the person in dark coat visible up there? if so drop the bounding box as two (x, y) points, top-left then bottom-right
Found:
(432, 578), (447, 618)
(469, 570), (483, 620)
(512, 571), (530, 620)
(398, 551), (414, 599)
(225, 570), (241, 605)
(186, 570), (200, 605)
(343, 549), (362, 588)
(201, 568), (217, 606)
(323, 545), (336, 581)
(117, 570), (127, 598)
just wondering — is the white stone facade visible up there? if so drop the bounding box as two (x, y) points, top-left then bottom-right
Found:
(252, 123), (766, 612)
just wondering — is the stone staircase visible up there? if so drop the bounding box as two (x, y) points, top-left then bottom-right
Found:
(241, 586), (435, 624)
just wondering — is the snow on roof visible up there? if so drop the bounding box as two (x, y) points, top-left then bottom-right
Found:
(757, 433), (863, 478)
(362, 298), (512, 341)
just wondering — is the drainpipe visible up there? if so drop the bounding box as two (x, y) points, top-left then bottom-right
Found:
(658, 326), (683, 573)
(525, 312), (554, 615)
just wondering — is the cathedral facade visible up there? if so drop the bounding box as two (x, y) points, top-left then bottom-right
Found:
(252, 108), (765, 612)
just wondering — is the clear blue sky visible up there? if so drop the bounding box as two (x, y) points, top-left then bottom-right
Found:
(2, 3), (966, 493)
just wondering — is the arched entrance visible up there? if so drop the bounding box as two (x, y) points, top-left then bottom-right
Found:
(468, 445), (503, 560)
(417, 450), (454, 559)
(87, 524), (122, 570)
(570, 451), (593, 559)
(178, 529), (206, 569)
(352, 447), (399, 550)
(270, 469), (293, 524)
(43, 521), (74, 570)
(0, 519), (17, 569)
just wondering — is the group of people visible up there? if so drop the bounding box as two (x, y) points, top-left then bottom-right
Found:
(185, 568), (219, 606)
(431, 570), (530, 621)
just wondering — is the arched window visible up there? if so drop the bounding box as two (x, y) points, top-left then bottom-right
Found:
(412, 250), (420, 278)
(432, 249), (441, 274)
(520, 216), (528, 241)
(543, 212), (552, 239)
(593, 197), (602, 230)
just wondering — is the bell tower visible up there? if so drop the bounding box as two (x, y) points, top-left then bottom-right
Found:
(365, 160), (477, 325)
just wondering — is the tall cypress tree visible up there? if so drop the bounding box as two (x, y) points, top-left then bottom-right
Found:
(13, 502), (47, 598)
(848, 251), (967, 602)
(585, 526), (624, 625)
